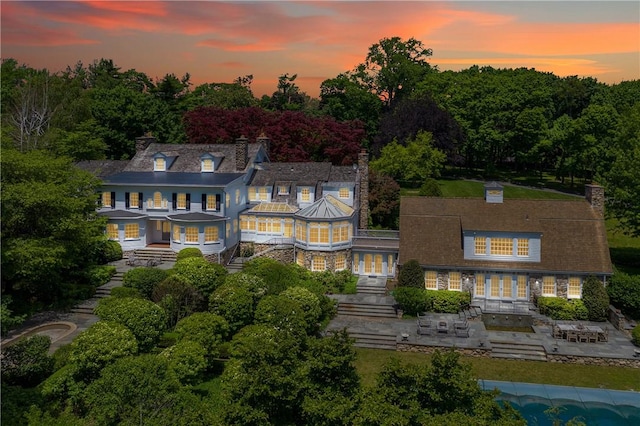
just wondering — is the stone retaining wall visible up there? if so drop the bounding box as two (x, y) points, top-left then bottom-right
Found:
(397, 343), (491, 358)
(547, 354), (640, 368)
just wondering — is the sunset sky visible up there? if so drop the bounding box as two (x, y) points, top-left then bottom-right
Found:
(2, 1), (639, 97)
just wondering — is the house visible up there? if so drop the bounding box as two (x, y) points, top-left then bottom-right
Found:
(398, 182), (613, 305)
(80, 135), (398, 275)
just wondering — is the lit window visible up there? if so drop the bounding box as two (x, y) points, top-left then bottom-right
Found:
(247, 216), (256, 231)
(568, 277), (581, 298)
(301, 187), (310, 202)
(335, 254), (346, 271)
(517, 276), (528, 299)
(202, 158), (213, 172)
(129, 192), (139, 209)
(517, 238), (529, 256)
(332, 221), (350, 243)
(153, 192), (163, 208)
(271, 219), (281, 233)
(339, 188), (349, 199)
(474, 237), (486, 255)
(297, 251), (304, 267)
(125, 223), (139, 239)
(284, 219), (293, 237)
(364, 254), (372, 274)
(177, 193), (187, 209)
(425, 271), (437, 290)
(259, 187), (268, 201)
(309, 222), (329, 243)
(258, 218), (267, 232)
(296, 221), (307, 242)
(475, 274), (485, 296)
(249, 187), (259, 201)
(225, 194), (230, 208)
(102, 192), (112, 207)
(490, 238), (513, 256)
(233, 219), (238, 233)
(490, 275), (500, 297)
(185, 227), (198, 243)
(278, 185), (289, 195)
(206, 194), (216, 211)
(154, 157), (166, 171)
(235, 189), (240, 204)
(374, 255), (383, 274)
(205, 226), (218, 243)
(226, 223), (230, 238)
(240, 216), (249, 231)
(106, 223), (118, 240)
(173, 225), (181, 242)
(353, 254), (359, 273)
(449, 271), (461, 291)
(388, 254), (394, 273)
(503, 275), (513, 298)
(542, 276), (556, 296)
(312, 256), (326, 272)
(162, 222), (170, 233)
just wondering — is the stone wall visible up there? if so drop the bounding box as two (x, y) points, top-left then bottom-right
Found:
(608, 305), (628, 333)
(397, 344), (491, 358)
(547, 354), (640, 368)
(297, 248), (352, 273)
(585, 184), (605, 217)
(358, 150), (369, 230)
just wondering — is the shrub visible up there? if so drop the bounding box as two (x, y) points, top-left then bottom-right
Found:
(632, 325), (640, 346)
(173, 257), (227, 297)
(280, 286), (322, 333)
(122, 267), (169, 299)
(100, 240), (123, 263)
(68, 321), (138, 379)
(0, 296), (25, 336)
(152, 275), (203, 328)
(1, 335), (54, 387)
(210, 282), (261, 334)
(86, 265), (116, 287)
(94, 298), (166, 351)
(428, 290), (470, 313)
(607, 271), (640, 320)
(174, 312), (229, 364)
(398, 259), (424, 288)
(393, 287), (429, 315)
(537, 297), (589, 321)
(176, 247), (203, 261)
(254, 295), (307, 337)
(418, 178), (443, 197)
(160, 340), (207, 385)
(581, 276), (609, 322)
(52, 343), (73, 371)
(243, 258), (300, 294)
(110, 286), (142, 299)
(40, 364), (85, 411)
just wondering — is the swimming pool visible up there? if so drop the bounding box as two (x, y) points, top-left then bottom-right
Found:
(479, 380), (640, 426)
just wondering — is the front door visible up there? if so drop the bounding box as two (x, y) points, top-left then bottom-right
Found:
(161, 221), (170, 242)
(363, 254), (372, 274)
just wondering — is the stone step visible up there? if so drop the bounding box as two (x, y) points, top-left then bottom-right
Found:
(95, 288), (111, 296)
(70, 306), (96, 315)
(336, 303), (397, 318)
(327, 329), (397, 351)
(130, 249), (177, 262)
(353, 341), (397, 351)
(490, 340), (547, 361)
(357, 285), (387, 295)
(491, 342), (546, 352)
(491, 352), (547, 362)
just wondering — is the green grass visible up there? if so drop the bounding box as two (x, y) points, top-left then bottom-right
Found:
(354, 348), (640, 391)
(401, 179), (579, 200)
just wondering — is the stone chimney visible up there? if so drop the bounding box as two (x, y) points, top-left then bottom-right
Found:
(135, 134), (156, 152)
(235, 135), (248, 171)
(585, 184), (605, 217)
(256, 133), (270, 156)
(358, 149), (369, 229)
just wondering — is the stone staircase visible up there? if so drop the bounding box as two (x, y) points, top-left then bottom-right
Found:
(130, 248), (177, 263)
(69, 269), (125, 315)
(327, 328), (397, 351)
(226, 258), (244, 273)
(356, 280), (387, 295)
(336, 302), (397, 319)
(490, 340), (548, 362)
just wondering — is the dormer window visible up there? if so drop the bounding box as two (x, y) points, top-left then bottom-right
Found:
(278, 185), (289, 195)
(154, 154), (167, 171)
(201, 154), (215, 172)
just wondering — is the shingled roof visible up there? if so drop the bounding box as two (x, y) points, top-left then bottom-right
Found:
(76, 160), (129, 178)
(124, 143), (262, 173)
(399, 196), (613, 275)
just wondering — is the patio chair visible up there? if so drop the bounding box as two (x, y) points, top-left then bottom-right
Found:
(552, 325), (562, 339)
(454, 319), (470, 337)
(588, 331), (598, 343)
(598, 328), (609, 342)
(566, 331), (578, 343)
(437, 320), (449, 334)
(417, 313), (431, 327)
(417, 319), (433, 335)
(578, 332), (589, 343)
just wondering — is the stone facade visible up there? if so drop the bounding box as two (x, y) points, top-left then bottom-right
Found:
(397, 344), (491, 358)
(358, 150), (369, 230)
(296, 248), (352, 273)
(235, 136), (248, 170)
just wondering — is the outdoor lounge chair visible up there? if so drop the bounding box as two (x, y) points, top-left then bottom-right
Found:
(454, 319), (470, 337)
(417, 319), (434, 335)
(437, 320), (449, 334)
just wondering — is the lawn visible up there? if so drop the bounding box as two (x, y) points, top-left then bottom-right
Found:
(401, 179), (580, 200)
(354, 348), (640, 391)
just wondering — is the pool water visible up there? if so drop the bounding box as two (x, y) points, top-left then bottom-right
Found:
(480, 380), (640, 426)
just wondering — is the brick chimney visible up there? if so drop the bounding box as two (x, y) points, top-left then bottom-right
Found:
(256, 133), (270, 156)
(135, 134), (156, 152)
(585, 184), (605, 217)
(235, 135), (248, 171)
(358, 149), (369, 229)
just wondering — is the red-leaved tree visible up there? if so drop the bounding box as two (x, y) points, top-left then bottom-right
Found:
(183, 107), (365, 165)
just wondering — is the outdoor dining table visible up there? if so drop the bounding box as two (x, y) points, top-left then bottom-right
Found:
(556, 324), (605, 342)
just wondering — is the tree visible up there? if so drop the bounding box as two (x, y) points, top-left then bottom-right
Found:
(280, 286), (322, 334)
(160, 340), (207, 385)
(0, 296), (26, 336)
(353, 36), (434, 107)
(94, 297), (166, 351)
(581, 276), (610, 322)
(209, 273), (266, 334)
(398, 259), (424, 288)
(268, 73), (309, 111)
(368, 170), (401, 229)
(242, 258), (299, 294)
(607, 271), (640, 319)
(1, 149), (106, 311)
(173, 257), (228, 301)
(67, 321), (138, 381)
(174, 312), (229, 365)
(122, 266), (170, 299)
(152, 275), (202, 328)
(254, 295), (308, 337)
(370, 131), (446, 185)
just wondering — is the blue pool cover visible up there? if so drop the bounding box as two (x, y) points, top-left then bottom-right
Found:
(480, 380), (640, 426)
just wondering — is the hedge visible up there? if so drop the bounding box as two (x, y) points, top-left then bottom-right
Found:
(176, 247), (204, 261)
(537, 297), (589, 321)
(122, 267), (170, 299)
